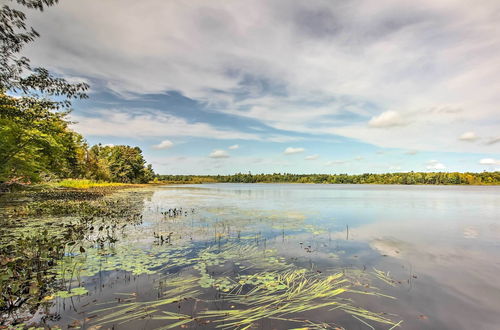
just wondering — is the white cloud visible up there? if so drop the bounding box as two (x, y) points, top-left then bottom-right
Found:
(209, 149), (230, 159)
(228, 144), (239, 150)
(368, 111), (406, 128)
(284, 147), (305, 155)
(354, 156), (364, 161)
(25, 0), (500, 153)
(305, 154), (319, 160)
(479, 158), (500, 165)
(405, 150), (418, 155)
(426, 160), (446, 170)
(153, 140), (174, 150)
(71, 109), (295, 142)
(459, 131), (478, 142)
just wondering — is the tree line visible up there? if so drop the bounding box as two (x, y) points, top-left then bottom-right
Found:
(157, 171), (500, 185)
(1, 0), (154, 184)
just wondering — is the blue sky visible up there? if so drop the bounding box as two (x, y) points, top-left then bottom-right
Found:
(23, 0), (500, 174)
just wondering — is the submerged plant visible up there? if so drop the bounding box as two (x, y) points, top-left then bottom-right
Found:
(90, 275), (200, 328)
(200, 269), (398, 329)
(83, 241), (401, 329)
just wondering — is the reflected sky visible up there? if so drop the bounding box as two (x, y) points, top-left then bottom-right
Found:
(43, 184), (500, 329)
(148, 184), (500, 329)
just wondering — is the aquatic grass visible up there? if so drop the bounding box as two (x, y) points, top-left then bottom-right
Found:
(90, 275), (200, 328)
(199, 269), (399, 329)
(83, 241), (400, 329)
(372, 268), (398, 287)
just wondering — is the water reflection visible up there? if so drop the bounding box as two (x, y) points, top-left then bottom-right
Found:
(2, 184), (499, 329)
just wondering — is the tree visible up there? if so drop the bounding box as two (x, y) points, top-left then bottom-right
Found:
(0, 93), (88, 181)
(1, 0), (89, 182)
(1, 0), (88, 104)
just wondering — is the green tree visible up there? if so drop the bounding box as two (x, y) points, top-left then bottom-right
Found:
(0, 93), (88, 181)
(1, 0), (89, 182)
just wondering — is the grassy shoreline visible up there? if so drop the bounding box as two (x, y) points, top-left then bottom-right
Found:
(2, 177), (500, 196)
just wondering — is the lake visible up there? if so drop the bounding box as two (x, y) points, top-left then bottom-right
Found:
(2, 184), (500, 329)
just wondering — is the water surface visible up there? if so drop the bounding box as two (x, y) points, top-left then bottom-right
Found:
(4, 184), (500, 329)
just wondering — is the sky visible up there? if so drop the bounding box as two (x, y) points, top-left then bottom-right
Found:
(23, 0), (500, 174)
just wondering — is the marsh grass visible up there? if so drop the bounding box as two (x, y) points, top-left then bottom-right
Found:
(91, 275), (200, 328)
(85, 241), (401, 329)
(53, 179), (129, 189)
(200, 269), (398, 329)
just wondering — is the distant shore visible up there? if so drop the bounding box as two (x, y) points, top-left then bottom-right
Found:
(156, 171), (500, 186)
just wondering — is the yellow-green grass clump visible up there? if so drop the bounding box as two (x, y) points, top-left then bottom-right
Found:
(55, 179), (128, 189)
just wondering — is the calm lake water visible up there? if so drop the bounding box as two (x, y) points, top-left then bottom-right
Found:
(6, 184), (500, 329)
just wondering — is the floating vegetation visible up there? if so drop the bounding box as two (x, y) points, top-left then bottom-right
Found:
(53, 286), (88, 298)
(90, 275), (200, 328)
(200, 269), (398, 329)
(1, 185), (403, 329)
(57, 244), (194, 279)
(84, 242), (400, 329)
(0, 187), (150, 324)
(372, 268), (399, 287)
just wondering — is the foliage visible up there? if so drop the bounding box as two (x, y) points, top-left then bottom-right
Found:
(1, 0), (88, 106)
(0, 92), (154, 183)
(0, 93), (89, 182)
(84, 144), (155, 183)
(0, 1), (154, 184)
(157, 171), (500, 185)
(1, 0), (87, 182)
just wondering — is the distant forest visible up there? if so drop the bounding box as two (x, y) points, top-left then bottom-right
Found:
(157, 171), (500, 185)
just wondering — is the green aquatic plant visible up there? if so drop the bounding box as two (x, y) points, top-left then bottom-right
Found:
(1, 184), (404, 329)
(79, 239), (401, 329)
(200, 269), (399, 329)
(53, 286), (88, 298)
(0, 187), (152, 324)
(189, 242), (293, 293)
(90, 275), (200, 328)
(372, 268), (398, 287)
(57, 244), (194, 279)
